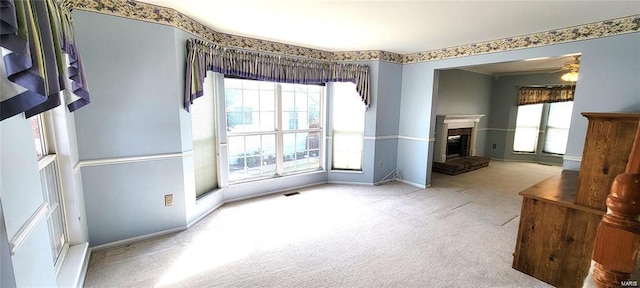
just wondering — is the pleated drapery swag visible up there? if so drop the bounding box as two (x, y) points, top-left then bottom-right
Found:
(517, 86), (575, 106)
(184, 38), (370, 111)
(0, 0), (90, 121)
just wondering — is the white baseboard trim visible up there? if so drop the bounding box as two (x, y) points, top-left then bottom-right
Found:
(563, 155), (582, 162)
(396, 179), (427, 189)
(326, 181), (374, 186)
(187, 201), (225, 229)
(225, 181), (328, 203)
(90, 227), (186, 251)
(489, 157), (562, 167)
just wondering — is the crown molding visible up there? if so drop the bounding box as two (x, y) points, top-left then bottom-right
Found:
(65, 0), (639, 64)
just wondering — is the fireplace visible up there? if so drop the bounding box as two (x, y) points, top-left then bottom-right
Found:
(434, 115), (484, 163)
(446, 128), (472, 159)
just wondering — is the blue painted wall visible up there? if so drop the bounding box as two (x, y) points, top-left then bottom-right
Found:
(373, 61), (403, 182)
(435, 69), (493, 157)
(73, 11), (190, 245)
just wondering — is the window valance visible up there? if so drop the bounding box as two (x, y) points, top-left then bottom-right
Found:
(517, 86), (575, 106)
(184, 38), (370, 111)
(0, 0), (90, 121)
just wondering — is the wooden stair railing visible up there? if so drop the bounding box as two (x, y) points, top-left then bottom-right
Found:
(592, 121), (640, 287)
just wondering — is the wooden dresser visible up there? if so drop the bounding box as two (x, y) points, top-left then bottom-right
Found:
(512, 112), (640, 287)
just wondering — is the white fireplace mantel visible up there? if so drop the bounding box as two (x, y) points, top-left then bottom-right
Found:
(434, 114), (485, 163)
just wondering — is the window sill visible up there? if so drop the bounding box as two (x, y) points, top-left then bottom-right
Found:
(56, 242), (89, 288)
(511, 151), (565, 158)
(196, 188), (223, 203)
(228, 169), (326, 186)
(329, 169), (364, 174)
(512, 151), (536, 155)
(541, 153), (565, 158)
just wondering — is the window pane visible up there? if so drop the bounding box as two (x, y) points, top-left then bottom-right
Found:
(227, 135), (276, 182)
(225, 89), (242, 108)
(332, 82), (364, 170)
(544, 101), (574, 154)
(283, 133), (296, 162)
(333, 133), (363, 170)
(31, 116), (45, 159)
(259, 112), (275, 131)
(228, 136), (245, 170)
(513, 104), (543, 153)
(260, 90), (275, 111)
(282, 91), (295, 111)
(244, 90), (260, 111)
(307, 132), (321, 169)
(295, 92), (308, 111)
(282, 132), (320, 174)
(513, 128), (538, 152)
(547, 102), (573, 129)
(544, 128), (569, 154)
(297, 112), (309, 130)
(333, 85), (365, 131)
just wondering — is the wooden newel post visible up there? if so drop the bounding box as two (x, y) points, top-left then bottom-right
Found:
(592, 122), (640, 287)
(592, 173), (640, 287)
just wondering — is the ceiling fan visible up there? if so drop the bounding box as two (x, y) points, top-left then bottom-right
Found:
(550, 55), (580, 82)
(550, 56), (580, 73)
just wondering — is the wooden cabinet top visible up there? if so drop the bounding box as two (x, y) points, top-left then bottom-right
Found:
(519, 170), (605, 216)
(582, 112), (640, 121)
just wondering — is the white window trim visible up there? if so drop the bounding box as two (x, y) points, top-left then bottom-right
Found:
(34, 113), (70, 275)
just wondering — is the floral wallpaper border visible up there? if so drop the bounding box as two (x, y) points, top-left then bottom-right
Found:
(65, 0), (639, 64)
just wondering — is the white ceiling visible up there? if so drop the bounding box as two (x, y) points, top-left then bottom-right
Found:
(139, 0), (639, 55)
(137, 0), (638, 74)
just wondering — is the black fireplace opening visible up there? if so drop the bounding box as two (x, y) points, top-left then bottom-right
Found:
(446, 134), (470, 159)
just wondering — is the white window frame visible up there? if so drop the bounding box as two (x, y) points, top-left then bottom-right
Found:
(32, 113), (69, 274)
(224, 77), (324, 183)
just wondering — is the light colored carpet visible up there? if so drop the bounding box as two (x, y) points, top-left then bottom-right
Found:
(85, 161), (561, 287)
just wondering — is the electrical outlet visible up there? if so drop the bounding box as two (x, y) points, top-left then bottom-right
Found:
(378, 160), (383, 168)
(164, 194), (173, 206)
(492, 144), (497, 149)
